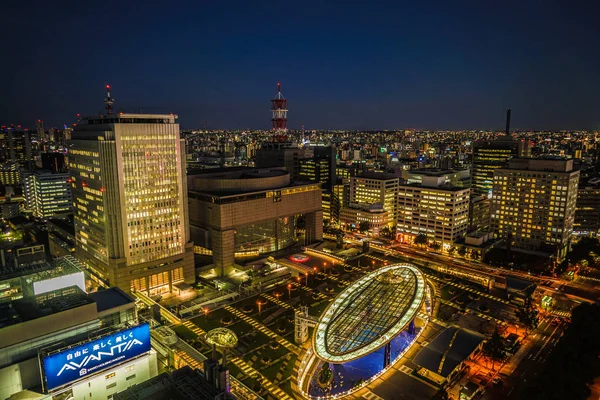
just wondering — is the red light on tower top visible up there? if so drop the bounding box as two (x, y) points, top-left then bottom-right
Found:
(104, 85), (115, 115)
(271, 82), (288, 133)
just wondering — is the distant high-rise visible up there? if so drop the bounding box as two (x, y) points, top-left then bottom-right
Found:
(69, 94), (194, 293)
(41, 152), (66, 172)
(36, 119), (45, 141)
(471, 136), (522, 197)
(0, 126), (34, 170)
(26, 170), (72, 219)
(491, 157), (580, 258)
(574, 177), (600, 237)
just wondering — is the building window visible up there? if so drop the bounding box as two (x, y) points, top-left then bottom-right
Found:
(106, 382), (117, 390)
(126, 374), (136, 381)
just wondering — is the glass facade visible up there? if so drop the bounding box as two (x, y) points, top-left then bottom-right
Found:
(234, 216), (296, 254)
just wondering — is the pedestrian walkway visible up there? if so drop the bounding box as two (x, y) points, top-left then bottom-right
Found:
(230, 356), (293, 400)
(223, 305), (300, 354)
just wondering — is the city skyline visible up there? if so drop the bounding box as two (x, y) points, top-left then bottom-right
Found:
(2, 1), (600, 130)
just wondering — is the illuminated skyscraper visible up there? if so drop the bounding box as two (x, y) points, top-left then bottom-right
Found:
(491, 157), (579, 258)
(69, 112), (194, 294)
(471, 136), (522, 197)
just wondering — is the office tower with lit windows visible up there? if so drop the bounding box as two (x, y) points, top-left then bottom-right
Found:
(471, 136), (525, 197)
(26, 170), (72, 219)
(573, 177), (600, 237)
(490, 157), (580, 258)
(0, 162), (20, 185)
(396, 176), (470, 245)
(69, 112), (195, 294)
(298, 145), (336, 221)
(0, 126), (34, 170)
(349, 172), (398, 227)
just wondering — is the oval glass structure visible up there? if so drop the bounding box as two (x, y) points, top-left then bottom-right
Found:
(312, 263), (426, 363)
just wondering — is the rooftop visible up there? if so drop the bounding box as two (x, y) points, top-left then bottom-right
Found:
(48, 215), (75, 235)
(413, 327), (484, 378)
(113, 366), (234, 400)
(0, 285), (94, 329)
(89, 287), (135, 313)
(313, 263), (426, 363)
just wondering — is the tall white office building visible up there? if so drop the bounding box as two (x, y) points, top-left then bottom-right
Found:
(69, 112), (194, 294)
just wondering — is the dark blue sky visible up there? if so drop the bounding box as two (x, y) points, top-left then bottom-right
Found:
(2, 0), (599, 130)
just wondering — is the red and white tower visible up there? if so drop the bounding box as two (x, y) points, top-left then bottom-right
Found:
(271, 82), (288, 132)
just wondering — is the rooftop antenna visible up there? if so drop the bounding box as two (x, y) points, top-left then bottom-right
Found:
(104, 85), (115, 114)
(505, 108), (511, 136)
(271, 82), (288, 133)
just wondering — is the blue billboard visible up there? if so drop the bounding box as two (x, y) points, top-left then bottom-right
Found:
(42, 323), (151, 391)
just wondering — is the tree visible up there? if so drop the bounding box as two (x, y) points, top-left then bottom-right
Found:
(482, 328), (506, 371)
(358, 221), (370, 233)
(448, 246), (456, 256)
(379, 226), (392, 238)
(430, 242), (442, 252)
(414, 234), (428, 248)
(457, 246), (467, 257)
(522, 303), (600, 400)
(516, 293), (539, 334)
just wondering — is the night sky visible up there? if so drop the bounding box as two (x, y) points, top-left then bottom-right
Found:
(2, 1), (599, 130)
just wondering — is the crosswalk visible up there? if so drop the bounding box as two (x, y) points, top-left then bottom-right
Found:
(230, 356), (293, 400)
(294, 282), (329, 300)
(262, 292), (297, 311)
(182, 320), (206, 337)
(223, 305), (300, 354)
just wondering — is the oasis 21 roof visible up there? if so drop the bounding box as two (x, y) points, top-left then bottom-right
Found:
(313, 263), (426, 363)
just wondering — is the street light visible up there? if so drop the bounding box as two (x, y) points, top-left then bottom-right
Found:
(274, 292), (281, 302)
(305, 272), (309, 285)
(288, 284), (292, 299)
(204, 307), (209, 322)
(323, 262), (327, 274)
(257, 299), (263, 315)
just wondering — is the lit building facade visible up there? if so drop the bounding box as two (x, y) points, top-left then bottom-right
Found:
(469, 194), (491, 232)
(491, 158), (580, 258)
(0, 127), (34, 169)
(0, 162), (20, 185)
(69, 113), (194, 294)
(397, 176), (470, 245)
(574, 177), (600, 237)
(349, 172), (398, 227)
(471, 136), (523, 197)
(27, 170), (72, 219)
(188, 167), (322, 276)
(340, 203), (389, 234)
(0, 286), (154, 400)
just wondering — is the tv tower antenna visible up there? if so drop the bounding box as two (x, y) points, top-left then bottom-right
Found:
(271, 82), (288, 133)
(104, 85), (115, 114)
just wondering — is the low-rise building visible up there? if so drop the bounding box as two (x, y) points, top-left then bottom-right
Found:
(340, 203), (389, 235)
(0, 285), (150, 400)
